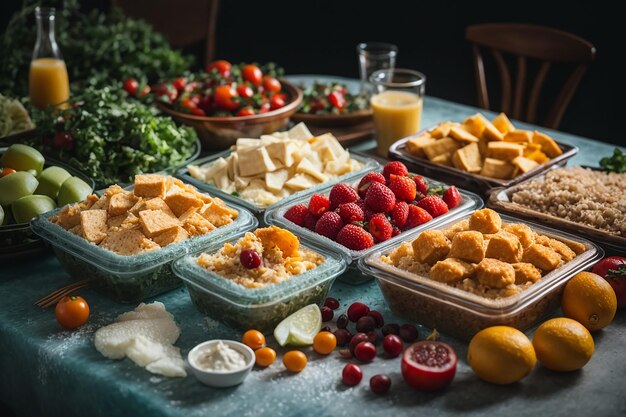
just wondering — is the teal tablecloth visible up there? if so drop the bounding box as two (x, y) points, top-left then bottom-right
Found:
(1, 78), (625, 417)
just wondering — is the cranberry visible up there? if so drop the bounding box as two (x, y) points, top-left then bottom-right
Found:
(240, 249), (261, 269)
(342, 363), (363, 386)
(356, 316), (376, 333)
(336, 314), (349, 329)
(399, 324), (419, 342)
(382, 323), (400, 336)
(370, 374), (391, 395)
(347, 302), (370, 322)
(354, 341), (376, 362)
(367, 331), (377, 344)
(321, 306), (334, 322)
(349, 332), (369, 354)
(324, 297), (340, 310)
(367, 310), (385, 328)
(334, 329), (353, 346)
(382, 334), (403, 357)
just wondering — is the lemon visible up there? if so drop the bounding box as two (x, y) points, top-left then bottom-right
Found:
(273, 304), (322, 347)
(468, 326), (536, 385)
(533, 318), (594, 372)
(562, 272), (617, 331)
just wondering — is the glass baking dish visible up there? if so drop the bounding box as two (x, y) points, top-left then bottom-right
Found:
(172, 236), (348, 333)
(176, 149), (379, 219)
(358, 212), (603, 340)
(265, 168), (483, 285)
(30, 196), (257, 303)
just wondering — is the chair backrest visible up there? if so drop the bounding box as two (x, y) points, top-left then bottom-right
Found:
(466, 23), (596, 129)
(112, 0), (220, 67)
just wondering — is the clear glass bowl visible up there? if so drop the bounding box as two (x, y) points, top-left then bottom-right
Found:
(265, 169), (483, 284)
(172, 237), (348, 333)
(30, 201), (257, 303)
(358, 212), (604, 340)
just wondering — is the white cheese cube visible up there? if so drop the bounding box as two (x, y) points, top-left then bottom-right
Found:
(285, 173), (319, 191)
(265, 169), (290, 192)
(287, 123), (313, 140)
(237, 147), (276, 177)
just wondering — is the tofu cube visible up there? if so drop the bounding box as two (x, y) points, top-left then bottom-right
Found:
(143, 198), (176, 218)
(532, 131), (563, 158)
(431, 152), (453, 166)
(462, 113), (488, 137)
(411, 230), (451, 265)
(180, 211), (215, 237)
(449, 231), (485, 263)
(485, 231), (523, 263)
(134, 174), (166, 199)
(475, 258), (516, 288)
(503, 130), (532, 143)
(469, 209), (502, 234)
(512, 263), (542, 284)
(452, 143), (483, 173)
(535, 235), (576, 262)
(422, 138), (461, 160)
(108, 191), (139, 217)
(406, 133), (436, 157)
(449, 126), (479, 143)
(503, 223), (535, 249)
(429, 258), (475, 284)
(99, 229), (160, 256)
(80, 209), (108, 244)
(237, 147), (276, 177)
(50, 204), (81, 230)
(198, 200), (237, 227)
(492, 113), (516, 134)
(521, 244), (561, 271)
(480, 158), (517, 179)
(512, 156), (540, 174)
(486, 142), (525, 161)
(138, 209), (181, 238)
(152, 226), (189, 247)
(481, 120), (504, 141)
(442, 219), (470, 241)
(429, 122), (456, 139)
(164, 191), (203, 217)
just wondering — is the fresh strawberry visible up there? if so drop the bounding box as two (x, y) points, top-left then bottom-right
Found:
(309, 194), (331, 216)
(369, 213), (393, 242)
(304, 212), (319, 231)
(284, 204), (308, 227)
(442, 186), (461, 209)
(364, 208), (378, 221)
(388, 176), (417, 202)
(404, 205), (433, 230)
(336, 224), (375, 251)
(315, 211), (344, 240)
(390, 201), (409, 227)
(415, 195), (449, 218)
(357, 172), (386, 198)
(329, 183), (359, 209)
(364, 182), (396, 213)
(338, 202), (364, 224)
(413, 175), (428, 195)
(383, 161), (408, 181)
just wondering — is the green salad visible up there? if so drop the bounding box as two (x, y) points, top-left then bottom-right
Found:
(299, 82), (368, 115)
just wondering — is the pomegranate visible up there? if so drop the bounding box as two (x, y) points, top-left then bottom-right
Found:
(401, 341), (457, 391)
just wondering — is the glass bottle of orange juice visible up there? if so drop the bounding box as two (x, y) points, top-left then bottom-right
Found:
(29, 7), (70, 110)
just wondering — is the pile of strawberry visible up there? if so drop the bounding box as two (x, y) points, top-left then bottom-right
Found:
(283, 161), (461, 251)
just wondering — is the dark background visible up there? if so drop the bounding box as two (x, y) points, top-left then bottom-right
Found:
(1, 0), (623, 146)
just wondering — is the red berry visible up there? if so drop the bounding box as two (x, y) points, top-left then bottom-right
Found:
(240, 249), (261, 269)
(342, 363), (363, 386)
(337, 202), (364, 224)
(349, 333), (369, 354)
(357, 172), (386, 198)
(365, 182), (396, 213)
(356, 316), (377, 333)
(382, 334), (403, 357)
(364, 208), (378, 221)
(416, 195), (449, 218)
(321, 306), (334, 322)
(404, 205), (433, 230)
(383, 161), (408, 180)
(329, 183), (358, 209)
(334, 329), (353, 345)
(399, 324), (419, 342)
(284, 204), (308, 227)
(388, 176), (417, 202)
(367, 331), (378, 344)
(442, 186), (461, 209)
(347, 302), (370, 322)
(336, 224), (374, 251)
(354, 341), (377, 362)
(336, 313), (349, 329)
(304, 212), (319, 231)
(324, 297), (340, 310)
(315, 211), (344, 240)
(369, 213), (393, 242)
(370, 374), (391, 395)
(308, 194), (330, 216)
(390, 201), (409, 227)
(413, 175), (429, 195)
(367, 310), (385, 328)
(392, 226), (401, 237)
(382, 323), (400, 336)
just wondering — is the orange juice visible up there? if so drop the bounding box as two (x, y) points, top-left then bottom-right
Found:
(371, 90), (423, 156)
(29, 58), (70, 110)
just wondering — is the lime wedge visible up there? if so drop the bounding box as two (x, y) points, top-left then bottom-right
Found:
(273, 304), (322, 347)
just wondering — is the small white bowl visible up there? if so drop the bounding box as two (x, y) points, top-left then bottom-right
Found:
(187, 339), (255, 388)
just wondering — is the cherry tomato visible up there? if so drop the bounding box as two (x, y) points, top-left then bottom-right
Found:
(342, 363), (363, 386)
(0, 167), (16, 177)
(313, 331), (337, 355)
(198, 95), (215, 113)
(242, 64), (263, 86)
(185, 81), (201, 93)
(242, 329), (266, 350)
(214, 85), (239, 111)
(152, 83), (178, 103)
(180, 97), (198, 112)
(237, 107), (256, 117)
(283, 350), (307, 372)
(190, 107), (206, 116)
(402, 341), (457, 391)
(328, 91), (346, 109)
(237, 84), (254, 98)
(122, 78), (139, 96)
(190, 95), (202, 105)
(138, 85), (151, 97)
(258, 102), (271, 114)
(52, 131), (74, 151)
(55, 295), (90, 329)
(310, 98), (325, 113)
(270, 94), (286, 110)
(255, 347), (276, 367)
(263, 76), (281, 93)
(172, 77), (187, 92)
(206, 60), (232, 77)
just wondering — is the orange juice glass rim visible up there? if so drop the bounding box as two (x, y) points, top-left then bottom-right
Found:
(370, 68), (426, 89)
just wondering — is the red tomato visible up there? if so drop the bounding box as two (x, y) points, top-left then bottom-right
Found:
(0, 167), (16, 177)
(214, 85), (239, 111)
(138, 85), (151, 97)
(237, 84), (254, 98)
(198, 95), (215, 113)
(180, 97), (198, 113)
(190, 95), (201, 105)
(52, 131), (74, 151)
(270, 94), (286, 110)
(237, 107), (256, 117)
(310, 98), (325, 113)
(55, 295), (90, 329)
(242, 64), (263, 86)
(593, 256), (626, 308)
(122, 78), (139, 96)
(258, 102), (271, 113)
(263, 76), (281, 93)
(185, 81), (201, 93)
(206, 60), (232, 77)
(190, 107), (206, 116)
(401, 341), (457, 391)
(328, 91), (346, 109)
(172, 77), (187, 92)
(152, 83), (178, 103)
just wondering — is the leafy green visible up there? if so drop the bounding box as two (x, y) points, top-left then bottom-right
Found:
(599, 148), (626, 173)
(0, 0), (193, 98)
(299, 81), (368, 114)
(30, 86), (198, 187)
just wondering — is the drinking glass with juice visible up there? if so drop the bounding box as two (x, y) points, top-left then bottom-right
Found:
(29, 7), (70, 110)
(370, 69), (426, 156)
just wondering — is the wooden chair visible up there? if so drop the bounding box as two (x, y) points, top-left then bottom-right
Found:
(111, 0), (220, 67)
(466, 23), (596, 129)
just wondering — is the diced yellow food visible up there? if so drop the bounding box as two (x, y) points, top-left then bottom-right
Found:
(422, 137), (461, 160)
(449, 231), (485, 263)
(180, 211), (215, 237)
(138, 209), (181, 238)
(430, 152), (453, 166)
(100, 229), (160, 256)
(492, 112), (515, 134)
(512, 262), (542, 284)
(143, 198), (176, 218)
(486, 142), (525, 161)
(442, 219), (469, 241)
(503, 223), (535, 249)
(134, 174), (166, 199)
(80, 209), (108, 244)
(389, 242), (413, 265)
(449, 126), (479, 143)
(481, 120), (504, 142)
(485, 231), (523, 263)
(535, 235), (577, 263)
(480, 158), (516, 179)
(512, 156), (539, 174)
(429, 122), (456, 139)
(532, 131), (562, 158)
(430, 258), (474, 284)
(406, 133), (436, 157)
(108, 191), (139, 217)
(462, 113), (488, 137)
(199, 200), (238, 227)
(526, 150), (550, 164)
(452, 143), (483, 173)
(469, 208), (502, 234)
(411, 230), (451, 265)
(164, 191), (203, 217)
(522, 244), (561, 272)
(523, 143), (541, 155)
(152, 226), (189, 247)
(50, 204), (81, 229)
(475, 258), (515, 288)
(254, 226), (299, 257)
(503, 130), (533, 143)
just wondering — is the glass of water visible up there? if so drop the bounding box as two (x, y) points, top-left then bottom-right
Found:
(357, 42), (398, 97)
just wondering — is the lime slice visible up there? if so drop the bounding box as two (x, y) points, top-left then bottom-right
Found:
(273, 304), (322, 347)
